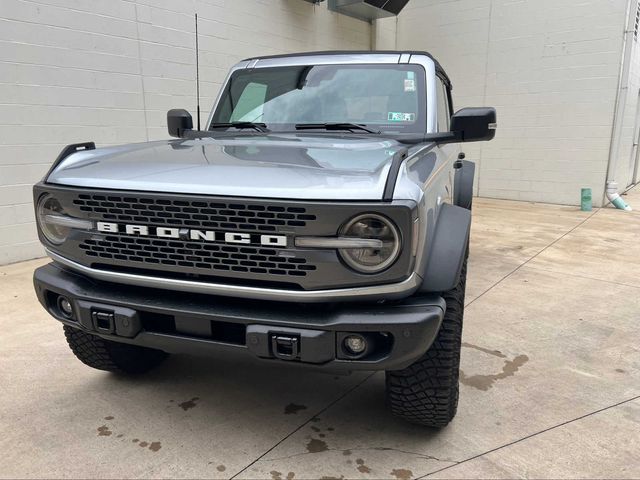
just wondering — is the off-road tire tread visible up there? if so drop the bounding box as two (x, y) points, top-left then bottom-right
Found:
(63, 326), (167, 374)
(385, 259), (466, 428)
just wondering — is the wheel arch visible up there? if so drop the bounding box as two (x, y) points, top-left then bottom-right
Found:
(418, 202), (471, 293)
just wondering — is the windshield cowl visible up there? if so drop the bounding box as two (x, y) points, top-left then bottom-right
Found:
(294, 122), (381, 134)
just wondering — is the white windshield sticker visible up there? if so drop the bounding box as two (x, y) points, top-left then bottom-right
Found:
(388, 112), (416, 122)
(404, 78), (416, 92)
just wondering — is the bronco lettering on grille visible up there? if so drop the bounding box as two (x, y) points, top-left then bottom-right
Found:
(96, 222), (287, 247)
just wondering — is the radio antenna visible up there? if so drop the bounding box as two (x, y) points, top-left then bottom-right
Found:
(195, 13), (201, 131)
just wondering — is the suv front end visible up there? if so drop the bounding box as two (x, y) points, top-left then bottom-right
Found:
(32, 51), (496, 427)
(33, 181), (444, 370)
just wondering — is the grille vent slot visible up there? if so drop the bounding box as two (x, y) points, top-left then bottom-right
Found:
(79, 235), (316, 277)
(72, 194), (316, 232)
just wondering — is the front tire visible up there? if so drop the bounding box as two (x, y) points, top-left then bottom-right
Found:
(63, 326), (168, 374)
(385, 259), (466, 428)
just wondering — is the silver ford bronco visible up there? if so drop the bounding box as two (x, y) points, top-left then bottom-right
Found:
(33, 51), (496, 427)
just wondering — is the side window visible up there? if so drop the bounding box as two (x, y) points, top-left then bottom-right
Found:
(230, 82), (267, 122)
(436, 78), (450, 132)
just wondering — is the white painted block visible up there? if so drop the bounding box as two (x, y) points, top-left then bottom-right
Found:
(0, 0), (373, 264)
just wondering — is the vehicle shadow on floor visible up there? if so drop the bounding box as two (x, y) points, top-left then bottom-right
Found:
(90, 351), (442, 442)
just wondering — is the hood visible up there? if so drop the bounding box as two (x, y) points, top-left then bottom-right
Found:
(46, 134), (407, 201)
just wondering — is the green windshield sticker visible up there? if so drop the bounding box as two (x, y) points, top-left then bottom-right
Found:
(388, 112), (416, 122)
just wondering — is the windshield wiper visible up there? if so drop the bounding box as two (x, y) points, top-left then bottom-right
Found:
(209, 122), (270, 132)
(295, 122), (380, 134)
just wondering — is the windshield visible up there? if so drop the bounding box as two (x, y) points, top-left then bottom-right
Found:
(211, 64), (427, 134)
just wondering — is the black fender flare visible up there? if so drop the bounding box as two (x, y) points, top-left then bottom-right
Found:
(453, 160), (475, 210)
(419, 203), (471, 293)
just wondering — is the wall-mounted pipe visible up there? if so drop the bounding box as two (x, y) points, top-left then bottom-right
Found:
(604, 0), (636, 204)
(606, 181), (632, 211)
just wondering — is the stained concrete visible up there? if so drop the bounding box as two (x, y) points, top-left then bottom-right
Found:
(1, 192), (639, 479)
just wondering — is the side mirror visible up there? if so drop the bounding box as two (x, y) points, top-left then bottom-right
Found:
(450, 107), (497, 142)
(167, 109), (193, 138)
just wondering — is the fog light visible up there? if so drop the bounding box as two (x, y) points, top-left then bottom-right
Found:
(344, 335), (366, 355)
(57, 296), (74, 318)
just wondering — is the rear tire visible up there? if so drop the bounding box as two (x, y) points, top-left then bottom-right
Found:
(385, 259), (466, 427)
(63, 326), (168, 374)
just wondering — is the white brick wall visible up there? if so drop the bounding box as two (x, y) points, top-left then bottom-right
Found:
(379, 0), (630, 207)
(0, 0), (371, 265)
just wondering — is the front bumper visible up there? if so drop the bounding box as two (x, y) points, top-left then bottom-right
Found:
(34, 263), (445, 371)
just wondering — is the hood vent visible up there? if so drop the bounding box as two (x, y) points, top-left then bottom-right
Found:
(328, 0), (410, 22)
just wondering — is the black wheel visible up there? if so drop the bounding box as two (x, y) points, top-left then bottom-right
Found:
(63, 326), (168, 374)
(385, 259), (467, 428)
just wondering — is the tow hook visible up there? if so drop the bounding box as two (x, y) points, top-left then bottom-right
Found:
(91, 309), (116, 334)
(271, 334), (300, 360)
(246, 325), (334, 363)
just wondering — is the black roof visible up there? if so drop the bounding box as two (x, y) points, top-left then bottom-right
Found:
(242, 50), (452, 87)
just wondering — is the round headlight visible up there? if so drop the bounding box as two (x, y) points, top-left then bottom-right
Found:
(37, 194), (70, 245)
(339, 214), (401, 274)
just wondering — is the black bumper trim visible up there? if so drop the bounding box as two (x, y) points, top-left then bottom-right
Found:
(34, 263), (445, 371)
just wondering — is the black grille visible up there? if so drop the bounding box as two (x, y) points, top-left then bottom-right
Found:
(79, 234), (316, 277)
(35, 184), (415, 292)
(72, 193), (316, 232)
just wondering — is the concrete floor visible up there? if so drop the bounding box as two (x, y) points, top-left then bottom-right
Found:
(1, 192), (639, 479)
